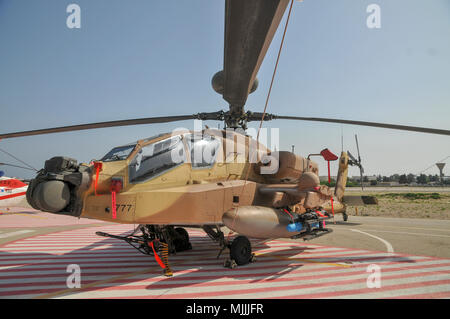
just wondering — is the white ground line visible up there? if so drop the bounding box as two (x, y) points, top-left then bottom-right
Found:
(356, 229), (450, 239)
(350, 229), (394, 253)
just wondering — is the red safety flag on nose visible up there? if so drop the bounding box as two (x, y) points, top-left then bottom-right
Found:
(93, 162), (102, 196)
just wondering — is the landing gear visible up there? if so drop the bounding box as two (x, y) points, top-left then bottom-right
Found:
(173, 227), (192, 252)
(229, 236), (253, 266)
(224, 259), (238, 269)
(225, 235), (256, 268)
(202, 225), (255, 269)
(96, 225), (192, 277)
(343, 212), (348, 222)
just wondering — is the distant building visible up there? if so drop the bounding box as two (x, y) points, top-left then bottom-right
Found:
(378, 181), (400, 186)
(351, 175), (377, 182)
(319, 176), (337, 182)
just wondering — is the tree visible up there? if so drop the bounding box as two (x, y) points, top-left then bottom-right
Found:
(429, 175), (439, 182)
(346, 180), (359, 187)
(399, 174), (407, 184)
(320, 178), (336, 187)
(417, 174), (428, 184)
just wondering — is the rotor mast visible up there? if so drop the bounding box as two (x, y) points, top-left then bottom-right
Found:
(213, 0), (290, 129)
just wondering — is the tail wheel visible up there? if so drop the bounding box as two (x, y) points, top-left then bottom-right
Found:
(174, 227), (191, 252)
(230, 236), (252, 265)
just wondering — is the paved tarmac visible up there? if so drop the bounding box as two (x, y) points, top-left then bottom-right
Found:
(301, 215), (450, 259)
(345, 187), (450, 193)
(0, 209), (449, 299)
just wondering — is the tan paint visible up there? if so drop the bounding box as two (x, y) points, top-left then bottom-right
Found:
(79, 129), (349, 226)
(334, 151), (349, 201)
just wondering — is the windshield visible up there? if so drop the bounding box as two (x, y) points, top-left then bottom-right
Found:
(101, 144), (136, 162)
(129, 136), (185, 183)
(186, 134), (221, 169)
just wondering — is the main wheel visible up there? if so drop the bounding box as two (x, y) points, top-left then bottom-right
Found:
(173, 227), (191, 251)
(230, 236), (252, 266)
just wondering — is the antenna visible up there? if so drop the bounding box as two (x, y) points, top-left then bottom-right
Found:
(0, 162), (36, 171)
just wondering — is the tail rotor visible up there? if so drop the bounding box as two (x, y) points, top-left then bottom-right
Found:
(348, 134), (365, 190)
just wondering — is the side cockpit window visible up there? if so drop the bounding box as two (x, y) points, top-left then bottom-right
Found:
(129, 136), (185, 183)
(186, 134), (221, 169)
(101, 144), (136, 162)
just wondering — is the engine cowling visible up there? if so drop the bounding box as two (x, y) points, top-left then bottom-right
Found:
(255, 151), (319, 183)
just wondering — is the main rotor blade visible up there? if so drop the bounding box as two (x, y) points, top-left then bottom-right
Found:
(0, 115), (199, 139)
(355, 134), (361, 162)
(360, 169), (364, 191)
(270, 115), (450, 136)
(347, 151), (357, 162)
(223, 0), (289, 115)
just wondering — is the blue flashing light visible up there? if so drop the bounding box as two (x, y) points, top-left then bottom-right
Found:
(287, 222), (303, 232)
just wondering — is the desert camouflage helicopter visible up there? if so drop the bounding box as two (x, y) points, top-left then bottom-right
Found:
(1, 0), (449, 276)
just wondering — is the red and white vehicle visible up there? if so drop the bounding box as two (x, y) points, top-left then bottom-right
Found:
(0, 176), (31, 209)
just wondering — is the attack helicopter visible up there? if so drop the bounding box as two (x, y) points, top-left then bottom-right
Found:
(1, 0), (449, 276)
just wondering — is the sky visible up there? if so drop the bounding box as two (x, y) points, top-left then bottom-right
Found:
(0, 0), (449, 179)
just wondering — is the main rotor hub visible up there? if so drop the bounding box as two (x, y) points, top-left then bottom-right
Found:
(194, 110), (275, 130)
(211, 69), (260, 129)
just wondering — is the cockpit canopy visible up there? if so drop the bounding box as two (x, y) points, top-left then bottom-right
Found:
(129, 135), (185, 183)
(100, 133), (170, 162)
(101, 144), (136, 162)
(121, 132), (222, 183)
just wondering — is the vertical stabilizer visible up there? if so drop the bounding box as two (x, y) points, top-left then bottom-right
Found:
(334, 151), (349, 201)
